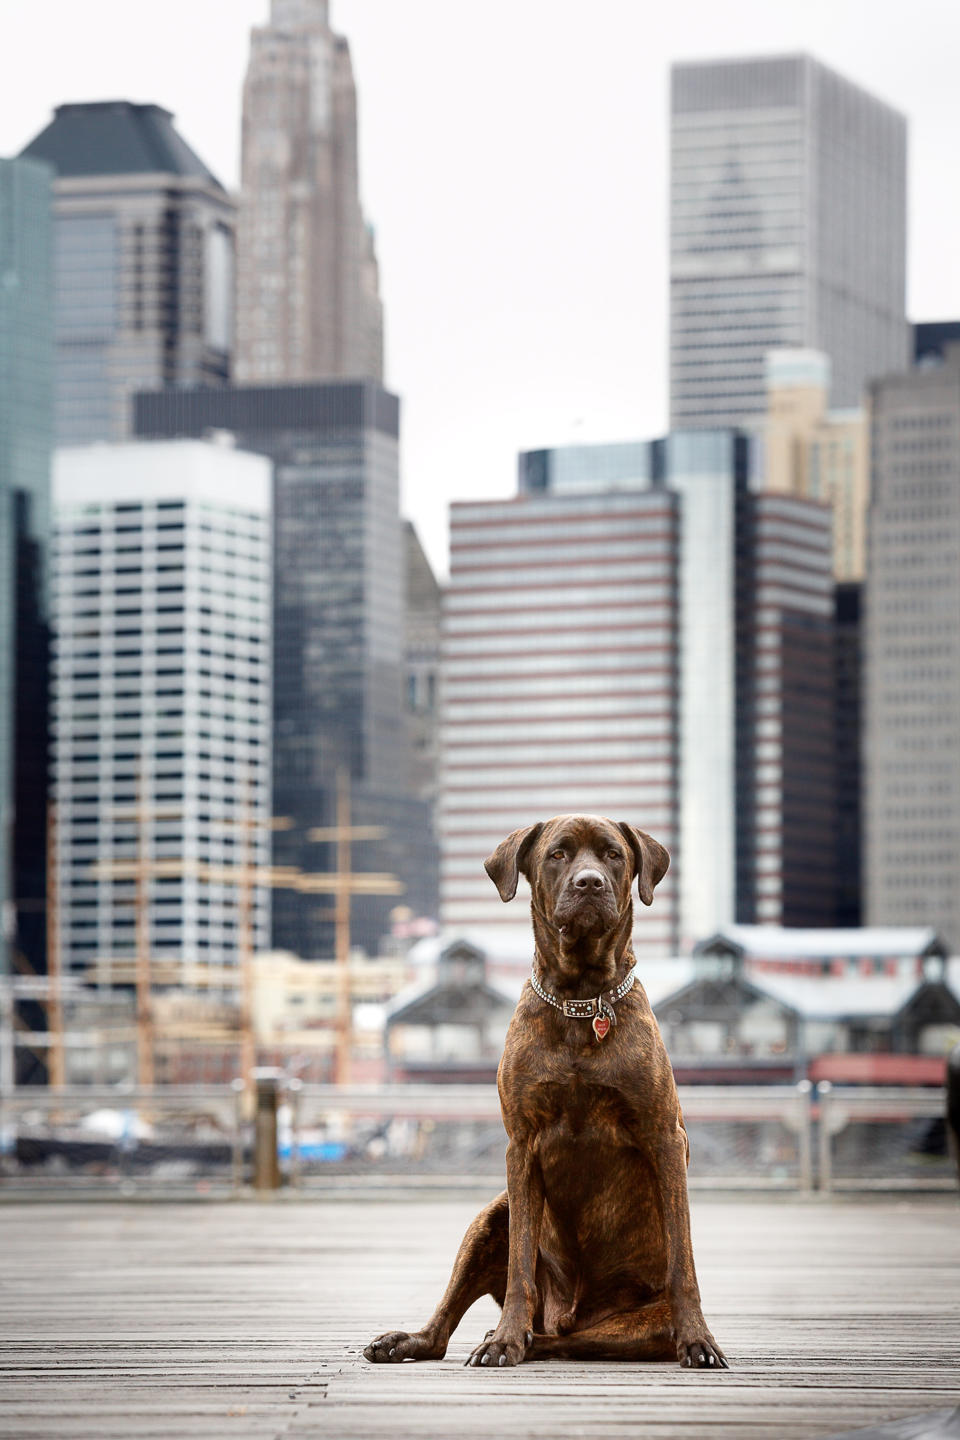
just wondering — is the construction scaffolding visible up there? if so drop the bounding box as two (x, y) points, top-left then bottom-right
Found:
(0, 770), (403, 1093)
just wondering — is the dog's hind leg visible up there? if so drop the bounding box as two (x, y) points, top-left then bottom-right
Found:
(364, 1190), (509, 1363)
(529, 1297), (722, 1364)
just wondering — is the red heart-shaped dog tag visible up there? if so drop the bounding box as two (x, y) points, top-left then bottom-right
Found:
(592, 1015), (611, 1041)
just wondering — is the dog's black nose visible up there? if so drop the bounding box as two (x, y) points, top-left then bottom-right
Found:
(573, 868), (606, 892)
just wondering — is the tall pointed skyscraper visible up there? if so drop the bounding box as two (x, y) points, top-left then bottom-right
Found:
(236, 0), (384, 383)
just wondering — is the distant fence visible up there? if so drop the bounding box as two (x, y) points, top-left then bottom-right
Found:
(817, 1082), (956, 1192)
(0, 1081), (955, 1195)
(287, 1083), (818, 1191)
(0, 1084), (246, 1194)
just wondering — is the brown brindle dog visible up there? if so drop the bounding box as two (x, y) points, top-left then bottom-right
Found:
(364, 814), (727, 1371)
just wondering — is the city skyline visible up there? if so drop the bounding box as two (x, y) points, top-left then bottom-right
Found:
(3, 1), (960, 576)
(3, 0), (960, 1117)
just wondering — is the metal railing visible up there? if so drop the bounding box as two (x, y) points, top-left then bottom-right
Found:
(0, 1080), (954, 1194)
(817, 1082), (956, 1192)
(680, 1082), (814, 1190)
(286, 1082), (816, 1189)
(0, 1082), (247, 1192)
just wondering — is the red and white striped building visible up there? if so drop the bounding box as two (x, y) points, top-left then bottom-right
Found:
(438, 438), (836, 954)
(440, 483), (681, 956)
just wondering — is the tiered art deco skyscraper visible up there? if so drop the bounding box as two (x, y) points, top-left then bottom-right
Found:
(236, 0), (384, 383)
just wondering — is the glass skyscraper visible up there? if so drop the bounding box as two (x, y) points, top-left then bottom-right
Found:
(21, 102), (236, 446)
(134, 381), (438, 957)
(0, 155), (54, 1007)
(670, 54), (908, 428)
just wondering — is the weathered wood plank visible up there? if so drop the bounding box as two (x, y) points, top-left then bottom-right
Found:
(0, 1194), (958, 1439)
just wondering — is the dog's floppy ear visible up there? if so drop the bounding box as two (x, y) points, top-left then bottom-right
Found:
(617, 823), (669, 906)
(484, 823), (544, 903)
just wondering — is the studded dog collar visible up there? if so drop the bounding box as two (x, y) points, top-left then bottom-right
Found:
(529, 962), (636, 1041)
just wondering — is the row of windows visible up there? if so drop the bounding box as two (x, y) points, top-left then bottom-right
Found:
(888, 413), (954, 431)
(61, 671), (268, 694)
(68, 502), (262, 523)
(60, 765), (266, 792)
(878, 869), (959, 885)
(869, 571), (960, 591)
(60, 575), (267, 599)
(59, 558), (267, 583)
(61, 826), (269, 848)
(671, 331), (799, 351)
(871, 712), (960, 729)
(60, 643), (266, 665)
(671, 160), (803, 184)
(671, 276), (802, 296)
(64, 524), (266, 547)
(60, 668), (266, 690)
(66, 606), (265, 626)
(60, 625), (266, 644)
(59, 716), (263, 735)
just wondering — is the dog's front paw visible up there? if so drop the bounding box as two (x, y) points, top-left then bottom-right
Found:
(677, 1331), (728, 1370)
(465, 1326), (532, 1369)
(363, 1329), (445, 1363)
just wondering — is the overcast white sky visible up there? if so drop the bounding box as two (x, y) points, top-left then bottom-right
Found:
(3, 0), (960, 575)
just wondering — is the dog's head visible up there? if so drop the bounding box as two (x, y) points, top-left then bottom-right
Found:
(484, 814), (669, 943)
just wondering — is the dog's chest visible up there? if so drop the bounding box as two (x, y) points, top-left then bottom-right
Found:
(534, 1084), (656, 1221)
(523, 1069), (635, 1147)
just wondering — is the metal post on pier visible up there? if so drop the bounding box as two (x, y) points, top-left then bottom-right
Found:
(253, 1068), (281, 1191)
(795, 1079), (813, 1192)
(288, 1077), (303, 1191)
(817, 1081), (833, 1193)
(0, 978), (13, 1098)
(947, 1041), (960, 1189)
(231, 1077), (246, 1193)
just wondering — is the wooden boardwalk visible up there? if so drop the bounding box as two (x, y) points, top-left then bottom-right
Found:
(1, 1191), (959, 1439)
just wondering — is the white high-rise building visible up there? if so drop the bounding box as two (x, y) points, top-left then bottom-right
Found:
(670, 54), (908, 428)
(52, 441), (272, 976)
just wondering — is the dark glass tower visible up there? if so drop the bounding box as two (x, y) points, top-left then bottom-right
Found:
(134, 380), (438, 956)
(834, 582), (862, 927)
(0, 156), (54, 1080)
(21, 101), (236, 445)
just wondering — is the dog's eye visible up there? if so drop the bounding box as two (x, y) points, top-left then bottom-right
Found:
(550, 849), (566, 860)
(607, 849), (623, 860)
